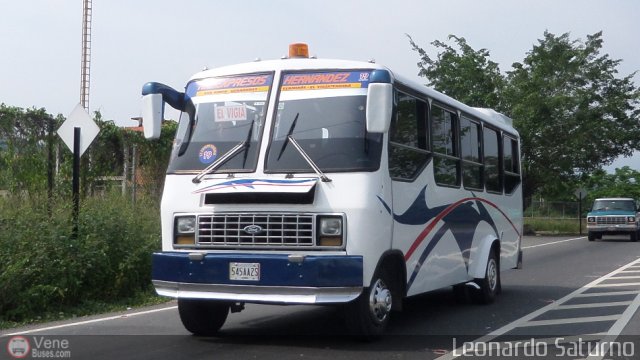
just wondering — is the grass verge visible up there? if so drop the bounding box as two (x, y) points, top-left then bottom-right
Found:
(524, 218), (586, 235)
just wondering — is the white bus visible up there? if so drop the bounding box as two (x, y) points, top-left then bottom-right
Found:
(142, 43), (523, 337)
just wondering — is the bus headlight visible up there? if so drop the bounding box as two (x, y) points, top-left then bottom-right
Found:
(318, 216), (343, 247)
(174, 216), (196, 246)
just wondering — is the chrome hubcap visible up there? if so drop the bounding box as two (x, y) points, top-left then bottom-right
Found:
(369, 279), (392, 323)
(487, 258), (498, 291)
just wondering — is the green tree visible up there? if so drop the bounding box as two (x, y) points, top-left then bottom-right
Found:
(0, 104), (176, 199)
(0, 104), (59, 192)
(582, 166), (640, 204)
(408, 32), (640, 202)
(407, 34), (505, 108)
(505, 31), (640, 200)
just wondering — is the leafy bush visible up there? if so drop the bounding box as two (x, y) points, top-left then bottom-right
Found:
(0, 191), (161, 323)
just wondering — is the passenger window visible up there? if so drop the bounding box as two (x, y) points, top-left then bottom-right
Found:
(388, 92), (430, 180)
(432, 105), (460, 187)
(484, 127), (501, 193)
(504, 136), (521, 194)
(461, 117), (482, 190)
(432, 106), (456, 156)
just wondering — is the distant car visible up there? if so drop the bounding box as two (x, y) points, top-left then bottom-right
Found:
(586, 197), (639, 242)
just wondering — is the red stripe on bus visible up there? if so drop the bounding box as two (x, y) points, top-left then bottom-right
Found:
(403, 198), (520, 261)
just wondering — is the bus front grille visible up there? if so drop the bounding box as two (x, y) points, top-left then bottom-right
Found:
(197, 213), (315, 247)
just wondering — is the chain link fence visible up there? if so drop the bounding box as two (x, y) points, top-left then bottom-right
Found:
(524, 200), (585, 219)
(524, 200), (589, 234)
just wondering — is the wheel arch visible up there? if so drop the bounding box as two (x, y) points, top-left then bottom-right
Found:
(469, 235), (501, 279)
(372, 250), (407, 311)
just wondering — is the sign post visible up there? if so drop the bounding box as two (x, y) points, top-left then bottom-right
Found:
(58, 104), (100, 238)
(575, 188), (588, 235)
(72, 127), (81, 236)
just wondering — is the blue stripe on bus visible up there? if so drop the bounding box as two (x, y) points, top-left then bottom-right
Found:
(378, 189), (504, 290)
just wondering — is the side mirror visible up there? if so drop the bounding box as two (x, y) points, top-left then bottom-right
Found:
(142, 93), (163, 139)
(141, 82), (185, 140)
(366, 83), (393, 133)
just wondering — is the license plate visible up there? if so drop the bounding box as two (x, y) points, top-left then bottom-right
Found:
(229, 262), (260, 281)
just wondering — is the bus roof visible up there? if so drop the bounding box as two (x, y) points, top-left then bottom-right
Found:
(190, 57), (517, 135)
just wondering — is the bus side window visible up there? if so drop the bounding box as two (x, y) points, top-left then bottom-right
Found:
(504, 136), (521, 194)
(461, 116), (483, 190)
(484, 127), (501, 193)
(432, 105), (460, 187)
(388, 92), (430, 180)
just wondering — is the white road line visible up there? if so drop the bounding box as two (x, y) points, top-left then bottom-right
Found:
(608, 275), (640, 279)
(555, 301), (632, 309)
(620, 269), (640, 273)
(574, 290), (639, 297)
(591, 282), (640, 287)
(1, 305), (178, 337)
(435, 257), (640, 360)
(587, 288), (640, 360)
(522, 315), (620, 327)
(521, 236), (586, 249)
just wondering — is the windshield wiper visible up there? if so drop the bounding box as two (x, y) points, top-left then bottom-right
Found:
(277, 113), (299, 161)
(287, 135), (332, 182)
(192, 120), (255, 184)
(242, 119), (255, 168)
(276, 113), (331, 182)
(191, 142), (247, 184)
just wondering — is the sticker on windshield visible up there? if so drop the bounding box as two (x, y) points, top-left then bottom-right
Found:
(281, 71), (371, 91)
(215, 104), (247, 122)
(193, 75), (273, 97)
(199, 144), (218, 164)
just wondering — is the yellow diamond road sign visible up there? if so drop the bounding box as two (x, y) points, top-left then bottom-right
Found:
(57, 104), (100, 157)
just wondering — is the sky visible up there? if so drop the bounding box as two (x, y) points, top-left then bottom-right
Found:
(1, 0), (639, 170)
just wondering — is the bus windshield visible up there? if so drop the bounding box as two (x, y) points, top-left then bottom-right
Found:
(265, 71), (382, 173)
(167, 74), (273, 174)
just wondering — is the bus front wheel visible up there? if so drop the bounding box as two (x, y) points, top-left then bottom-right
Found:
(344, 268), (394, 339)
(178, 299), (229, 336)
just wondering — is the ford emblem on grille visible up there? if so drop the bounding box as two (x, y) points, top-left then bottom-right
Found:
(243, 224), (263, 235)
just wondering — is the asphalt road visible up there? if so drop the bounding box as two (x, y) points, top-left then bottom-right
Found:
(3, 235), (640, 360)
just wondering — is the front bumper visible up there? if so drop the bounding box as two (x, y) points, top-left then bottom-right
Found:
(587, 224), (637, 233)
(152, 252), (363, 304)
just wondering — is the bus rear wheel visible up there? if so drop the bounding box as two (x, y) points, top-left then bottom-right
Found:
(178, 299), (229, 336)
(473, 249), (500, 304)
(344, 268), (394, 339)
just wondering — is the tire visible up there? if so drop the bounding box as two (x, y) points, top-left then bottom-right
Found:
(631, 232), (638, 242)
(178, 299), (230, 336)
(473, 249), (500, 304)
(588, 232), (596, 241)
(344, 267), (394, 339)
